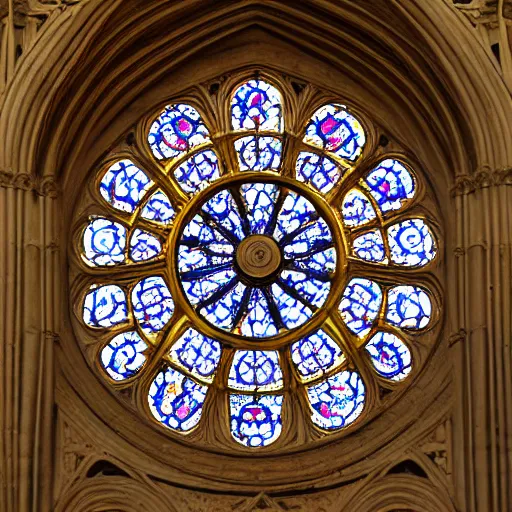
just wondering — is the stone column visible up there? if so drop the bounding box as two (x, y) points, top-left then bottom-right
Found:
(0, 171), (59, 512)
(451, 168), (512, 512)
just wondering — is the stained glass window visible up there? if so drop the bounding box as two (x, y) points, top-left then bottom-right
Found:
(74, 74), (441, 450)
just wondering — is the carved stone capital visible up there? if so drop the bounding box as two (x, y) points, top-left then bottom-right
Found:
(451, 167), (512, 195)
(0, 169), (59, 197)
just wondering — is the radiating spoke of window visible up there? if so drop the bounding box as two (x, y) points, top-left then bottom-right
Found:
(231, 79), (283, 132)
(342, 189), (377, 227)
(230, 394), (283, 447)
(148, 104), (210, 160)
(307, 370), (365, 430)
(100, 331), (148, 381)
(228, 351), (283, 391)
(132, 276), (174, 334)
(174, 150), (221, 194)
(140, 190), (175, 225)
(83, 218), (126, 267)
(235, 136), (282, 172)
(352, 229), (386, 263)
(149, 366), (208, 432)
(76, 75), (441, 449)
(291, 330), (345, 383)
(387, 219), (436, 267)
(168, 328), (222, 384)
(386, 286), (432, 330)
(339, 278), (382, 337)
(365, 332), (412, 381)
(304, 104), (366, 161)
(362, 159), (415, 214)
(83, 285), (128, 328)
(100, 160), (153, 213)
(296, 152), (346, 193)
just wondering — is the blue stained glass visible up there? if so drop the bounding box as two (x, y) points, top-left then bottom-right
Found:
(200, 281), (247, 330)
(240, 183), (279, 234)
(231, 80), (283, 132)
(291, 330), (345, 382)
(365, 332), (412, 381)
(307, 370), (365, 430)
(363, 159), (415, 213)
(235, 136), (282, 172)
(100, 331), (148, 381)
(83, 285), (127, 328)
(342, 189), (377, 227)
(273, 191), (317, 241)
(296, 152), (346, 193)
(352, 229), (386, 263)
(132, 276), (174, 334)
(169, 328), (221, 383)
(230, 394), (283, 447)
(386, 286), (431, 329)
(181, 268), (236, 306)
(99, 160), (153, 213)
(291, 248), (336, 276)
(282, 217), (333, 259)
(140, 190), (175, 225)
(339, 278), (382, 337)
(271, 283), (313, 329)
(388, 219), (436, 267)
(202, 189), (245, 241)
(228, 351), (283, 391)
(238, 288), (278, 338)
(148, 367), (207, 432)
(148, 104), (210, 160)
(83, 218), (126, 267)
(279, 270), (330, 308)
(129, 228), (162, 262)
(174, 150), (221, 194)
(304, 104), (366, 161)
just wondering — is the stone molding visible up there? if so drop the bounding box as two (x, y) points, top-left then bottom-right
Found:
(451, 166), (512, 195)
(0, 170), (58, 196)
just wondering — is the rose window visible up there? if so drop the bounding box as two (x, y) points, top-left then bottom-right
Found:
(73, 76), (440, 449)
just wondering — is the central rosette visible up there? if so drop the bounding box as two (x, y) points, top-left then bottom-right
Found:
(177, 180), (337, 338)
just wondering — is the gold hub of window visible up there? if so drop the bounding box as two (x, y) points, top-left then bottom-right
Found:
(235, 234), (282, 280)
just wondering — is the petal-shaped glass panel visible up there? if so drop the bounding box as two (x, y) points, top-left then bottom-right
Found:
(83, 285), (127, 328)
(202, 189), (246, 241)
(291, 330), (345, 382)
(282, 217), (333, 260)
(273, 191), (317, 241)
(83, 218), (126, 266)
(365, 332), (412, 381)
(230, 394), (283, 447)
(235, 136), (282, 172)
(129, 228), (162, 262)
(339, 278), (382, 337)
(307, 370), (365, 430)
(100, 331), (148, 381)
(363, 159), (415, 213)
(352, 229), (386, 263)
(239, 288), (279, 338)
(342, 189), (377, 227)
(228, 351), (283, 391)
(181, 267), (236, 307)
(174, 150), (221, 194)
(140, 190), (175, 225)
(132, 276), (174, 334)
(240, 183), (279, 235)
(169, 328), (221, 383)
(304, 104), (365, 161)
(148, 367), (207, 432)
(386, 286), (432, 329)
(296, 152), (346, 193)
(148, 104), (210, 160)
(231, 80), (283, 132)
(388, 219), (436, 267)
(278, 270), (330, 308)
(291, 248), (336, 276)
(199, 281), (247, 330)
(270, 283), (313, 329)
(100, 160), (153, 213)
